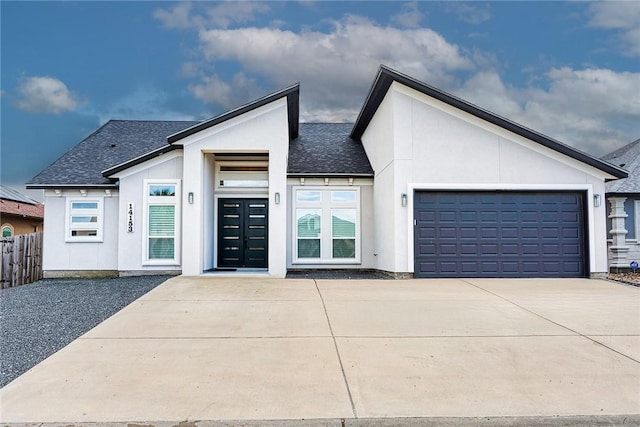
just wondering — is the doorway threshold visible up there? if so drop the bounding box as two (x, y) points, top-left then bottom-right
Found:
(203, 268), (269, 277)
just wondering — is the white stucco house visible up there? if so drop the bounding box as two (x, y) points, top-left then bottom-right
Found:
(27, 66), (627, 279)
(603, 139), (640, 271)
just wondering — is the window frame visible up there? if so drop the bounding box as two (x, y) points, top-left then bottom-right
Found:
(1, 224), (14, 238)
(292, 186), (361, 264)
(143, 179), (181, 266)
(65, 198), (104, 242)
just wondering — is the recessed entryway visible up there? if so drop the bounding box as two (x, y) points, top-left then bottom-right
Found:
(217, 198), (268, 268)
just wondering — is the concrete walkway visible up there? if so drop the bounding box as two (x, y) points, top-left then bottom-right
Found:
(1, 277), (639, 425)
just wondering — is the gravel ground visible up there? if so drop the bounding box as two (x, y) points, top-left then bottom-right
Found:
(0, 275), (170, 388)
(608, 272), (640, 286)
(286, 269), (392, 280)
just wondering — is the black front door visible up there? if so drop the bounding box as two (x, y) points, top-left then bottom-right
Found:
(218, 199), (268, 268)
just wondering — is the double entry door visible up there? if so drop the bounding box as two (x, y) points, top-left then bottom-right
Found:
(217, 199), (268, 268)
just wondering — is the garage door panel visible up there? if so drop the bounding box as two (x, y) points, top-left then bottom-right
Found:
(414, 191), (586, 278)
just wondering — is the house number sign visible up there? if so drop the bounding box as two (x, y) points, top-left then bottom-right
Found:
(127, 203), (134, 233)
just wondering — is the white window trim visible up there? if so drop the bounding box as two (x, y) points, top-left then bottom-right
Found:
(142, 179), (181, 266)
(215, 160), (269, 192)
(292, 186), (361, 265)
(65, 197), (104, 242)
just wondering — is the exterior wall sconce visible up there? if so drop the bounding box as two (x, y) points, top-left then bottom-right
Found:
(275, 192), (281, 205)
(79, 189), (87, 197)
(54, 189), (62, 197)
(348, 177), (354, 186)
(594, 194), (602, 207)
(188, 192), (194, 204)
(104, 189), (112, 197)
(401, 193), (408, 207)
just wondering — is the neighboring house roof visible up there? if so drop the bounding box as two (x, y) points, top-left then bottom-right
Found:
(0, 186), (44, 219)
(168, 84), (300, 144)
(27, 120), (199, 188)
(351, 65), (628, 180)
(0, 199), (44, 220)
(603, 139), (640, 195)
(288, 123), (373, 176)
(0, 185), (40, 205)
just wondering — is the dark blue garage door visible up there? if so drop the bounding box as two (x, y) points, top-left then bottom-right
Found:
(414, 191), (587, 278)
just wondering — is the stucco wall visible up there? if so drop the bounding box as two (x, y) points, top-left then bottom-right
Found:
(361, 81), (614, 276)
(42, 189), (118, 273)
(178, 98), (290, 276)
(113, 152), (183, 274)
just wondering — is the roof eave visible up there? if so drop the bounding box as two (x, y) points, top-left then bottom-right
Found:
(351, 65), (628, 180)
(168, 84), (300, 144)
(102, 144), (182, 177)
(25, 183), (118, 190)
(287, 172), (374, 178)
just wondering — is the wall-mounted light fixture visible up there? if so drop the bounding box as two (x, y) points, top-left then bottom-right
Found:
(401, 193), (408, 207)
(275, 192), (281, 205)
(188, 192), (194, 204)
(593, 194), (602, 207)
(79, 189), (87, 197)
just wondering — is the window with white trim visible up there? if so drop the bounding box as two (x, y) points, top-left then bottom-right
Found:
(66, 199), (103, 242)
(293, 187), (360, 263)
(144, 180), (180, 264)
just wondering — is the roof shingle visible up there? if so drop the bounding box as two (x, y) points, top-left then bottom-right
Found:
(27, 120), (199, 187)
(288, 123), (373, 176)
(603, 139), (640, 194)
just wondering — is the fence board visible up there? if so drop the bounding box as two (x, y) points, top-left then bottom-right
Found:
(1, 232), (43, 288)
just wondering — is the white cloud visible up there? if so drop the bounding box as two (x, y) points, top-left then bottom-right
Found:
(446, 3), (491, 25)
(391, 2), (424, 28)
(457, 67), (640, 156)
(153, 1), (270, 30)
(588, 2), (640, 56)
(189, 72), (262, 109)
(15, 76), (79, 114)
(194, 15), (473, 117)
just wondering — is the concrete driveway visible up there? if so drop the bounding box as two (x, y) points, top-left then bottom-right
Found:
(1, 277), (639, 425)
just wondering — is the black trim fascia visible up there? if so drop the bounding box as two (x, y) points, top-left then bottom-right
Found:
(168, 84), (299, 144)
(605, 192), (640, 197)
(102, 145), (182, 177)
(287, 173), (374, 178)
(351, 65), (628, 179)
(25, 184), (119, 190)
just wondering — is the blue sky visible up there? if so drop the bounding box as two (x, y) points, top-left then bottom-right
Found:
(2, 1), (639, 197)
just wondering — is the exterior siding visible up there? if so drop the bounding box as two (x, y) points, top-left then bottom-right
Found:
(42, 189), (118, 274)
(113, 152), (183, 274)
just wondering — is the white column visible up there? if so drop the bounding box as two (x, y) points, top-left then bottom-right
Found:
(608, 196), (629, 269)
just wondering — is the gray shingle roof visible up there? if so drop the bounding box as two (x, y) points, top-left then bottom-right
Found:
(288, 123), (373, 176)
(603, 139), (640, 194)
(27, 120), (373, 188)
(0, 185), (39, 205)
(27, 120), (199, 187)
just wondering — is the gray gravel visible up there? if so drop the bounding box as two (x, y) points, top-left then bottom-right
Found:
(0, 275), (170, 387)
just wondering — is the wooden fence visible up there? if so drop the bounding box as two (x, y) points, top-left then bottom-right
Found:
(1, 232), (43, 288)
